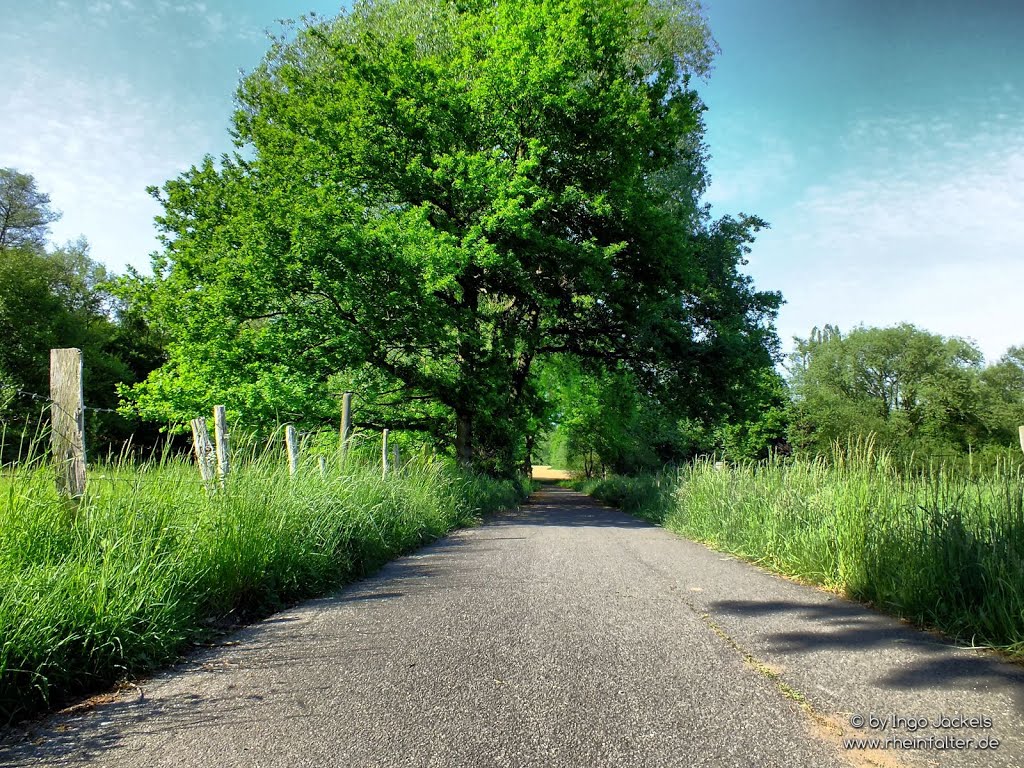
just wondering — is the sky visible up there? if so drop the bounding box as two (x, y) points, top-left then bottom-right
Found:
(2, 0), (1023, 362)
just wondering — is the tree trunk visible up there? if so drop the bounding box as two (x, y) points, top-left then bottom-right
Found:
(523, 434), (534, 477)
(455, 411), (473, 467)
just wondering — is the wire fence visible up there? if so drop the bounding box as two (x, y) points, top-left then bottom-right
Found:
(1, 350), (408, 498)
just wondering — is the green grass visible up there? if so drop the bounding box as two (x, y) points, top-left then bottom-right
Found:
(580, 444), (1024, 659)
(0, 441), (525, 724)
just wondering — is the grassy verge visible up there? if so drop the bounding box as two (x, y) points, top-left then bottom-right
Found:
(577, 448), (1024, 659)
(0, 448), (525, 724)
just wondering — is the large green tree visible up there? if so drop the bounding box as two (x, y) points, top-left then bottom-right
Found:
(129, 0), (781, 474)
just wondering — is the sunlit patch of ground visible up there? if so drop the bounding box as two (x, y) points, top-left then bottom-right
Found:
(531, 465), (573, 481)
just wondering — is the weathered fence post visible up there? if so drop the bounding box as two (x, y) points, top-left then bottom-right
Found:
(285, 424), (299, 476)
(392, 443), (400, 473)
(50, 348), (87, 500)
(340, 392), (353, 465)
(382, 428), (390, 477)
(190, 417), (215, 484)
(213, 405), (229, 484)
(318, 456), (327, 478)
(1018, 425), (1024, 456)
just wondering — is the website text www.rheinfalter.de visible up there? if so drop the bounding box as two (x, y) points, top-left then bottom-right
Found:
(844, 713), (1000, 753)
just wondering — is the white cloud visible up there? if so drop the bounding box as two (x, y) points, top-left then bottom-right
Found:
(748, 113), (1024, 363)
(0, 63), (211, 273)
(704, 110), (797, 207)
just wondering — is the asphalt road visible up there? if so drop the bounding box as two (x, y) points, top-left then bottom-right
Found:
(3, 486), (1023, 768)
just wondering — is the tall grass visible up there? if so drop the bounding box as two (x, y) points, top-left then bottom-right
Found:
(0, 438), (525, 724)
(582, 443), (1024, 658)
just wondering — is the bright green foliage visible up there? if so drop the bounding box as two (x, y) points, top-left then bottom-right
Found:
(582, 448), (1024, 658)
(128, 0), (781, 475)
(787, 323), (1023, 460)
(538, 355), (693, 475)
(705, 366), (790, 460)
(0, 446), (523, 724)
(539, 345), (788, 473)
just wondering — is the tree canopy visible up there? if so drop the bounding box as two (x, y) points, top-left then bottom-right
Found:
(128, 0), (782, 475)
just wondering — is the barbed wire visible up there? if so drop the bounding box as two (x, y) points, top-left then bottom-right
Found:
(3, 388), (123, 414)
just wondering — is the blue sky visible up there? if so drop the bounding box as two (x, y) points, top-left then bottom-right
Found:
(2, 1), (1022, 361)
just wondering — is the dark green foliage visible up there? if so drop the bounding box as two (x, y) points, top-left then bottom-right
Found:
(0, 168), (59, 252)
(0, 240), (166, 460)
(0, 170), (168, 459)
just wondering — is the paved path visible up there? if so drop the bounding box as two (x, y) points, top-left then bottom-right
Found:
(3, 486), (1023, 767)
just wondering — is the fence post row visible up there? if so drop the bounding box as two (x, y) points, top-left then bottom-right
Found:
(190, 417), (216, 484)
(50, 348), (87, 500)
(286, 424), (299, 476)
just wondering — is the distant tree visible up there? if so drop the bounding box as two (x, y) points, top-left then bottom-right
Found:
(787, 323), (994, 456)
(976, 346), (1024, 447)
(0, 168), (60, 252)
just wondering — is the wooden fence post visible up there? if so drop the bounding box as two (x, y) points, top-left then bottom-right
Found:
(190, 417), (215, 484)
(213, 405), (229, 483)
(340, 392), (353, 465)
(382, 428), (390, 477)
(392, 443), (400, 473)
(318, 456), (327, 477)
(286, 424), (299, 476)
(1018, 425), (1024, 456)
(50, 348), (86, 500)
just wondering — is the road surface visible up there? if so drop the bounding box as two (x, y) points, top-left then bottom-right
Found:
(3, 486), (1023, 767)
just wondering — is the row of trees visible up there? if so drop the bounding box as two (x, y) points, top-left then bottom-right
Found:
(0, 169), (165, 460)
(787, 324), (1024, 459)
(542, 323), (1024, 474)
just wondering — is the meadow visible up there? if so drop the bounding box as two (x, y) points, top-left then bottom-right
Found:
(579, 444), (1024, 659)
(0, 438), (525, 724)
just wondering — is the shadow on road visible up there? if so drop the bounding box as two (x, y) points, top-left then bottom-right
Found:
(487, 486), (650, 529)
(709, 598), (1024, 714)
